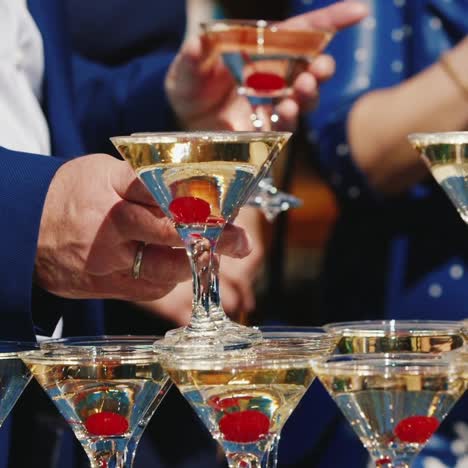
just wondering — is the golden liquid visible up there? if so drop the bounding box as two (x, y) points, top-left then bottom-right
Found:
(201, 24), (334, 61)
(201, 24), (333, 100)
(316, 363), (466, 464)
(334, 334), (465, 354)
(409, 132), (468, 223)
(24, 358), (170, 442)
(112, 134), (290, 174)
(166, 363), (315, 445)
(111, 133), (291, 223)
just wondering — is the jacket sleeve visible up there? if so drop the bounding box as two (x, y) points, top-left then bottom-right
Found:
(71, 50), (178, 155)
(300, 0), (407, 206)
(0, 148), (64, 339)
(66, 0), (186, 154)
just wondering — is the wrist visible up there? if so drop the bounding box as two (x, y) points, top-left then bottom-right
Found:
(439, 46), (468, 101)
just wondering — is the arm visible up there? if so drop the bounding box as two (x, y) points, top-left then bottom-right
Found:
(166, 1), (368, 132)
(349, 36), (468, 194)
(0, 148), (63, 339)
(307, 1), (468, 198)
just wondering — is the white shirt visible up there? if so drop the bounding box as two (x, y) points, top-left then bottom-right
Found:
(0, 0), (50, 155)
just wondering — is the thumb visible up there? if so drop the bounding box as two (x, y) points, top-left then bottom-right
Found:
(166, 37), (207, 94)
(110, 157), (160, 208)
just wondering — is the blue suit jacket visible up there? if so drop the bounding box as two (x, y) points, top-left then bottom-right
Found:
(0, 0), (184, 466)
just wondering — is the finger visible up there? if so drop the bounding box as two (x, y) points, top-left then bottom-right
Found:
(219, 282), (242, 316)
(217, 224), (252, 258)
(275, 98), (300, 132)
(139, 244), (191, 284)
(110, 202), (251, 256)
(110, 200), (183, 246)
(110, 158), (161, 207)
(291, 72), (320, 113)
(281, 1), (369, 32)
(168, 37), (231, 93)
(88, 273), (179, 302)
(308, 54), (336, 84)
(169, 37), (205, 89)
(234, 281), (256, 315)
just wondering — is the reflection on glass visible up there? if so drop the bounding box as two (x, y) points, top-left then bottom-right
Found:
(160, 328), (335, 468)
(111, 131), (291, 352)
(22, 336), (171, 468)
(200, 19), (334, 221)
(313, 353), (466, 468)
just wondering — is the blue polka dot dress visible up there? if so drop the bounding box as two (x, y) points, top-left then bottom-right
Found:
(281, 1), (468, 467)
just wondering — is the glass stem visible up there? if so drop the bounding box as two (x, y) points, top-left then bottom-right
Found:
(185, 235), (219, 331)
(262, 435), (280, 468)
(209, 256), (229, 323)
(87, 440), (129, 468)
(249, 100), (278, 131)
(226, 453), (262, 468)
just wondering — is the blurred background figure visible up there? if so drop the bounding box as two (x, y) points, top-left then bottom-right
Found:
(280, 0), (468, 467)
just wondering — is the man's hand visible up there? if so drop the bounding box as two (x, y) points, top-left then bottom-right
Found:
(136, 206), (265, 326)
(35, 154), (252, 301)
(166, 1), (368, 131)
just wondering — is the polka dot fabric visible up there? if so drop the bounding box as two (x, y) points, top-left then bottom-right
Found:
(278, 1), (468, 467)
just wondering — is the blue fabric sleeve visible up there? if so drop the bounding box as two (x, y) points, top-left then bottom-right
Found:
(292, 0), (467, 207)
(300, 0), (406, 204)
(71, 50), (177, 155)
(0, 148), (64, 339)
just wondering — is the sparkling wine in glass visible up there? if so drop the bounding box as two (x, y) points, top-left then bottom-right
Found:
(200, 19), (334, 221)
(408, 131), (468, 223)
(21, 336), (171, 468)
(159, 328), (335, 468)
(257, 326), (337, 468)
(111, 131), (291, 352)
(0, 341), (35, 427)
(312, 353), (467, 468)
(324, 319), (466, 355)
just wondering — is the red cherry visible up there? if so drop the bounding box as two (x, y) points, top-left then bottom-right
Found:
(394, 416), (439, 444)
(246, 72), (286, 92)
(219, 410), (270, 443)
(85, 411), (129, 436)
(376, 457), (392, 466)
(169, 197), (211, 224)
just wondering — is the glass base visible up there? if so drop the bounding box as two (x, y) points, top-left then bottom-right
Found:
(247, 179), (302, 222)
(156, 321), (263, 353)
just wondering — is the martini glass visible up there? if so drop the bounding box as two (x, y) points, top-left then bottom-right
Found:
(408, 131), (468, 223)
(324, 320), (466, 355)
(159, 328), (335, 468)
(200, 19), (335, 221)
(111, 131), (291, 352)
(0, 341), (36, 428)
(312, 353), (467, 468)
(257, 326), (337, 468)
(21, 336), (171, 468)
